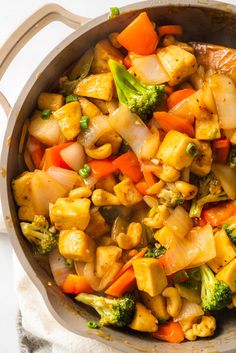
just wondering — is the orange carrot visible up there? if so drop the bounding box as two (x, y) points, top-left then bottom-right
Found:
(158, 25), (183, 37)
(113, 151), (143, 183)
(105, 267), (136, 297)
(61, 274), (93, 294)
(143, 171), (157, 187)
(88, 159), (118, 179)
(212, 139), (230, 164)
(43, 142), (73, 171)
(117, 12), (159, 55)
(202, 202), (236, 227)
(167, 89), (196, 110)
(152, 322), (185, 343)
(114, 247), (148, 281)
(153, 111), (195, 137)
(135, 180), (148, 195)
(123, 55), (131, 69)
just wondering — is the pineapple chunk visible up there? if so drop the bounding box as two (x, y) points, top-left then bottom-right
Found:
(50, 197), (91, 231)
(191, 141), (212, 176)
(37, 92), (64, 111)
(59, 229), (94, 262)
(133, 258), (168, 297)
(114, 178), (143, 206)
(208, 229), (236, 273)
(129, 302), (158, 332)
(74, 73), (114, 101)
(195, 112), (221, 140)
(216, 258), (236, 293)
(85, 210), (110, 238)
(91, 39), (124, 74)
(157, 131), (194, 170)
(154, 226), (174, 248)
(28, 111), (60, 146)
(53, 101), (81, 140)
(140, 292), (170, 321)
(79, 97), (102, 117)
(157, 45), (197, 86)
(95, 245), (122, 278)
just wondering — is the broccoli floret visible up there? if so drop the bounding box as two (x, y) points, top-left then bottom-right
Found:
(200, 264), (232, 312)
(109, 59), (165, 119)
(222, 223), (236, 245)
(229, 147), (236, 168)
(158, 183), (184, 208)
(189, 172), (228, 218)
(75, 293), (135, 328)
(20, 215), (57, 255)
(144, 245), (166, 258)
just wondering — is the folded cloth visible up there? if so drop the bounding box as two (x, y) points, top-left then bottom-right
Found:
(14, 254), (122, 353)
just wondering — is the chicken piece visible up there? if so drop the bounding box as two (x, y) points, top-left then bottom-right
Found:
(114, 178), (143, 206)
(50, 197), (91, 231)
(85, 210), (110, 239)
(91, 39), (124, 74)
(191, 141), (212, 177)
(74, 73), (114, 101)
(157, 45), (197, 86)
(96, 245), (122, 278)
(53, 101), (81, 140)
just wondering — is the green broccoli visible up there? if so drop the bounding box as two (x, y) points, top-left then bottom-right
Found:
(109, 59), (165, 119)
(20, 215), (57, 255)
(189, 172), (228, 218)
(157, 183), (184, 208)
(75, 293), (135, 328)
(144, 245), (166, 259)
(222, 223), (236, 245)
(200, 264), (232, 312)
(229, 147), (236, 168)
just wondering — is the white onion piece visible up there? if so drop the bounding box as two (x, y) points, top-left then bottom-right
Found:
(143, 195), (159, 208)
(28, 111), (60, 146)
(74, 261), (86, 276)
(60, 142), (85, 171)
(207, 74), (236, 129)
(78, 115), (112, 148)
(212, 163), (236, 200)
(49, 248), (75, 287)
(84, 261), (101, 291)
(165, 206), (193, 238)
(83, 175), (98, 188)
(109, 105), (152, 157)
(47, 166), (79, 193)
(98, 262), (123, 291)
(162, 237), (199, 275)
(174, 299), (204, 322)
(130, 53), (170, 85)
(24, 149), (35, 172)
(187, 224), (216, 267)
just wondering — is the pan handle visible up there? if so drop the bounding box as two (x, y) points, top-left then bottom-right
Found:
(0, 4), (89, 117)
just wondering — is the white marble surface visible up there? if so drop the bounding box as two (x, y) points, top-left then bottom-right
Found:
(0, 0), (236, 352)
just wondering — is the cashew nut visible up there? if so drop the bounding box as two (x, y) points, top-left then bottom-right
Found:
(92, 189), (120, 206)
(153, 164), (180, 183)
(116, 222), (142, 250)
(147, 180), (165, 195)
(69, 187), (92, 199)
(162, 287), (182, 318)
(175, 181), (198, 200)
(97, 131), (122, 155)
(192, 315), (216, 338)
(85, 143), (112, 159)
(143, 205), (170, 229)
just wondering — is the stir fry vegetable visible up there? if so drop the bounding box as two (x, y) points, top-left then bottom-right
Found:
(12, 10), (236, 344)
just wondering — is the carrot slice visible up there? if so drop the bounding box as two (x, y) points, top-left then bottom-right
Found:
(212, 138), (230, 164)
(143, 171), (157, 187)
(113, 151), (143, 183)
(153, 111), (195, 137)
(202, 202), (236, 227)
(105, 267), (136, 297)
(61, 274), (93, 294)
(167, 89), (196, 110)
(114, 247), (148, 281)
(117, 12), (159, 55)
(158, 25), (183, 37)
(135, 181), (148, 195)
(152, 322), (185, 343)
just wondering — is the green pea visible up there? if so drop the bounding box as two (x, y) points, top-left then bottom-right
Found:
(185, 143), (199, 157)
(79, 163), (91, 178)
(80, 115), (90, 130)
(65, 94), (78, 104)
(109, 7), (120, 18)
(41, 108), (51, 120)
